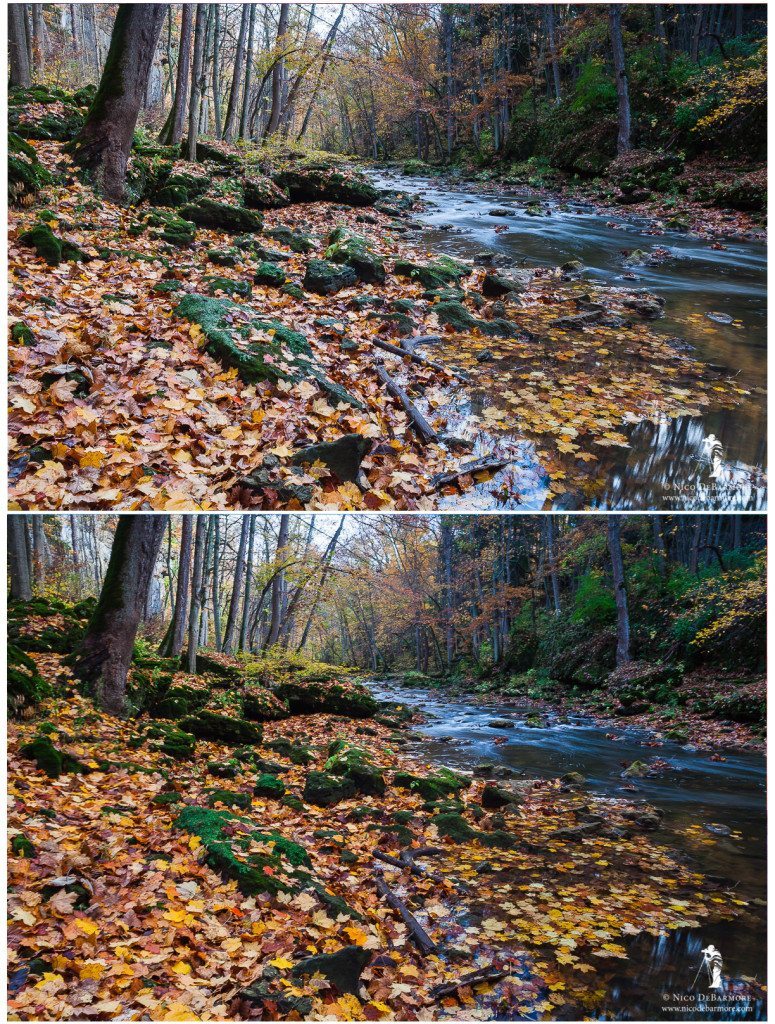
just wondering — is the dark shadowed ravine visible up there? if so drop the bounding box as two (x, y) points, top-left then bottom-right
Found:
(368, 678), (766, 1020)
(372, 171), (767, 512)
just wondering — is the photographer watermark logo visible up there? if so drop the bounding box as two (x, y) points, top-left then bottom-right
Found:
(701, 434), (725, 480)
(691, 944), (723, 991)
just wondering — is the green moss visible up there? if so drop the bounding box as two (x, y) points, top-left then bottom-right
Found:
(394, 255), (469, 290)
(393, 767), (470, 801)
(207, 248), (240, 267)
(265, 225), (315, 253)
(253, 262), (287, 287)
(241, 691), (290, 722)
(174, 294), (363, 408)
(273, 678), (377, 718)
(149, 170), (211, 207)
(254, 773), (286, 799)
(9, 644), (50, 717)
(324, 743), (385, 796)
(272, 166), (378, 206)
(304, 770), (357, 806)
(160, 729), (196, 760)
(324, 227), (385, 284)
(433, 300), (518, 338)
(206, 788), (252, 810)
(204, 275), (252, 298)
(178, 198), (263, 233)
(243, 174), (290, 209)
(431, 812), (477, 842)
(266, 737), (313, 766)
(11, 834), (36, 858)
(151, 792), (183, 806)
(206, 761), (239, 779)
(18, 223), (89, 266)
(303, 258), (357, 295)
(147, 684), (210, 719)
(11, 322), (36, 346)
(20, 737), (88, 779)
(178, 710), (262, 745)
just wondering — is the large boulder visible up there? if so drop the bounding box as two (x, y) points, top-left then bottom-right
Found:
(178, 710), (262, 745)
(174, 294), (363, 408)
(18, 222), (90, 266)
(273, 164), (378, 206)
(273, 676), (378, 718)
(291, 947), (371, 996)
(9, 133), (52, 205)
(303, 769), (356, 806)
(433, 300), (519, 338)
(178, 198), (263, 233)
(324, 741), (385, 796)
(147, 167), (211, 207)
(242, 174), (290, 209)
(289, 435), (371, 484)
(303, 258), (357, 295)
(394, 255), (470, 290)
(325, 227), (385, 284)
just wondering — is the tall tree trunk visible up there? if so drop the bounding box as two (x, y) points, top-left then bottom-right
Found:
(186, 516), (208, 672)
(9, 4), (33, 88)
(70, 4), (166, 200)
(160, 3), (192, 144)
(9, 515), (33, 601)
(211, 514), (223, 651)
(185, 3), (207, 160)
(31, 516), (51, 587)
(607, 516), (631, 667)
(546, 516), (562, 615)
(31, 4), (48, 77)
(160, 514), (193, 656)
(609, 4), (632, 154)
(223, 516), (250, 653)
(72, 516), (168, 714)
(265, 515), (290, 648)
(223, 3), (250, 141)
(238, 2), (257, 138)
(265, 3), (290, 136)
(211, 3), (222, 138)
(239, 516), (257, 651)
(297, 3), (345, 140)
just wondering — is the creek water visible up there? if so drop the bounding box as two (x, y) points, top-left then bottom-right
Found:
(372, 171), (767, 511)
(368, 678), (766, 1020)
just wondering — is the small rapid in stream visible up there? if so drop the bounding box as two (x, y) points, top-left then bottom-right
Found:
(368, 678), (766, 1020)
(371, 170), (767, 511)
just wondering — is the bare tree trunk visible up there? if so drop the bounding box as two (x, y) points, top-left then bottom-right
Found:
(185, 3), (207, 160)
(265, 515), (290, 648)
(224, 3), (250, 141)
(239, 516), (257, 652)
(546, 516), (561, 615)
(211, 514), (223, 651)
(265, 3), (290, 136)
(546, 4), (562, 104)
(160, 3), (193, 144)
(31, 516), (51, 588)
(211, 3), (222, 138)
(160, 514), (193, 656)
(72, 515), (168, 714)
(238, 2), (257, 138)
(9, 515), (33, 601)
(9, 4), (32, 88)
(186, 516), (207, 672)
(609, 4), (632, 154)
(31, 4), (48, 77)
(607, 516), (631, 666)
(223, 516), (250, 653)
(70, 4), (166, 200)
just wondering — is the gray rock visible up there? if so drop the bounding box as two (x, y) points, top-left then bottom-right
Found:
(290, 434), (371, 483)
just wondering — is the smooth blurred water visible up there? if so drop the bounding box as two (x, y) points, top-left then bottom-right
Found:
(373, 172), (767, 510)
(369, 679), (766, 1019)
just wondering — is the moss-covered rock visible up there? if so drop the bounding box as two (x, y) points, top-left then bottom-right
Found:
(253, 773), (286, 799)
(181, 651), (242, 682)
(304, 769), (357, 806)
(264, 225), (315, 253)
(18, 222), (90, 266)
(9, 645), (50, 717)
(303, 258), (358, 295)
(431, 811), (477, 842)
(20, 737), (89, 779)
(9, 132), (53, 205)
(325, 227), (385, 284)
(241, 689), (290, 722)
(273, 676), (377, 718)
(393, 767), (470, 801)
(142, 209), (197, 247)
(394, 255), (469, 290)
(272, 165), (378, 206)
(204, 275), (252, 298)
(179, 710), (262, 745)
(175, 294), (362, 408)
(291, 946), (371, 996)
(324, 743), (385, 796)
(243, 174), (290, 209)
(151, 792), (184, 806)
(148, 169), (211, 207)
(265, 737), (313, 766)
(253, 261), (287, 287)
(433, 300), (519, 338)
(711, 172), (766, 212)
(147, 684), (210, 720)
(160, 728), (197, 760)
(206, 761), (239, 779)
(178, 198), (263, 233)
(206, 788), (252, 810)
(13, 106), (85, 142)
(207, 247), (241, 267)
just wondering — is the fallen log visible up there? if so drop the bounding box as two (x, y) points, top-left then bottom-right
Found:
(375, 363), (439, 445)
(429, 966), (509, 1001)
(430, 457), (513, 491)
(400, 334), (443, 353)
(373, 848), (445, 884)
(374, 872), (437, 955)
(372, 336), (470, 381)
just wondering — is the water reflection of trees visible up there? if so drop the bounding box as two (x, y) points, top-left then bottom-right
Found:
(596, 413), (766, 511)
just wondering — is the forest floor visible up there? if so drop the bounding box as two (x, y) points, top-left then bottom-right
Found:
(8, 128), (750, 511)
(7, 639), (761, 1021)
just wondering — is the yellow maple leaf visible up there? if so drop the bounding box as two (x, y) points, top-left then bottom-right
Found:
(269, 957), (294, 969)
(75, 918), (99, 936)
(171, 961), (191, 975)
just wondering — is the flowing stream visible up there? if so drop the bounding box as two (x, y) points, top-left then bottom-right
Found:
(371, 171), (767, 511)
(368, 678), (766, 1020)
